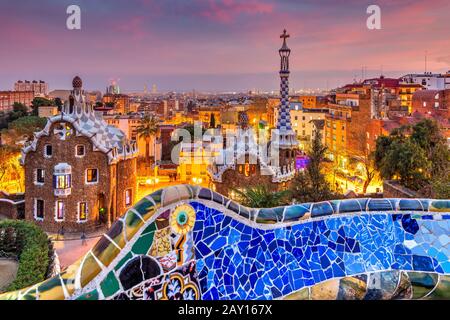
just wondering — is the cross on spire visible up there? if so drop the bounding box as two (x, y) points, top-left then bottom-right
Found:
(280, 29), (290, 40)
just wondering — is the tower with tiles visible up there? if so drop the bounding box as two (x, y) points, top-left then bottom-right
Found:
(269, 29), (298, 183)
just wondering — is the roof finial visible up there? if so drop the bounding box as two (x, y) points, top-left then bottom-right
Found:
(279, 29), (290, 51)
(280, 29), (290, 41)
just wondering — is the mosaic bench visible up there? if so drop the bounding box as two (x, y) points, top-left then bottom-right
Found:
(1, 185), (449, 300)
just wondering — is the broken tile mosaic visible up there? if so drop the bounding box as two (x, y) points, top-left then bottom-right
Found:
(0, 185), (448, 300)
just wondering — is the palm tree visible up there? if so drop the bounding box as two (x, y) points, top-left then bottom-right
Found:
(137, 114), (159, 165)
(232, 184), (290, 208)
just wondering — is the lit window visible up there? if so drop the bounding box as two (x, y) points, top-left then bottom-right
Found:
(53, 163), (72, 197)
(44, 144), (53, 157)
(125, 189), (133, 207)
(35, 199), (44, 220)
(55, 201), (65, 221)
(76, 145), (85, 157)
(55, 174), (71, 189)
(78, 202), (88, 222)
(36, 169), (45, 184)
(86, 169), (98, 183)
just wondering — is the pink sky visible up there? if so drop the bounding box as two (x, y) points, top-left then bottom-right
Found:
(0, 0), (449, 91)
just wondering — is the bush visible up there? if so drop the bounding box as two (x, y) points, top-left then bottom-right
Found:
(0, 220), (52, 292)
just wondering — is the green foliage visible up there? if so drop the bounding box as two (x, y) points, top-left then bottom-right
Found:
(374, 119), (449, 192)
(8, 103), (29, 122)
(290, 129), (337, 203)
(431, 175), (450, 199)
(232, 184), (290, 208)
(54, 98), (63, 110)
(0, 220), (51, 292)
(5, 116), (47, 142)
(380, 139), (430, 190)
(137, 114), (159, 162)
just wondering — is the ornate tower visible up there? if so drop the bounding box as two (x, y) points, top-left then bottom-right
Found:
(271, 29), (298, 182)
(275, 29), (297, 146)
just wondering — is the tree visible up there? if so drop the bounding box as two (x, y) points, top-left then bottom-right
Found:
(137, 114), (159, 165)
(3, 116), (47, 144)
(410, 119), (449, 177)
(381, 139), (430, 190)
(232, 184), (290, 208)
(210, 113), (216, 129)
(375, 119), (448, 192)
(54, 98), (63, 111)
(349, 131), (378, 194)
(8, 103), (29, 122)
(290, 129), (336, 203)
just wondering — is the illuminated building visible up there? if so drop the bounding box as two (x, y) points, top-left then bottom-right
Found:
(276, 102), (328, 150)
(21, 77), (138, 232)
(102, 93), (131, 115)
(104, 114), (160, 161)
(0, 90), (35, 112)
(14, 80), (48, 96)
(177, 141), (220, 185)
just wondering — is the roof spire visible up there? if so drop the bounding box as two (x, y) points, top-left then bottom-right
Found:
(280, 29), (290, 51)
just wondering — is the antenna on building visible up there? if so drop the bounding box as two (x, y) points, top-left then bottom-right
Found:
(425, 50), (428, 73)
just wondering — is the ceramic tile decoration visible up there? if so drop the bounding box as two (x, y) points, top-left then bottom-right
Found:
(1, 185), (449, 300)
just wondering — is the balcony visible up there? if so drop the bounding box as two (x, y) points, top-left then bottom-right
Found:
(54, 188), (71, 197)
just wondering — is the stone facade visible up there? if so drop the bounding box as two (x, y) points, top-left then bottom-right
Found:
(22, 77), (138, 233)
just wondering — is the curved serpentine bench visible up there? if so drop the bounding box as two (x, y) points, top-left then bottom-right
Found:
(1, 185), (449, 300)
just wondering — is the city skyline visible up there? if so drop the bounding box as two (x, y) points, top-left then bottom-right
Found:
(1, 0), (449, 91)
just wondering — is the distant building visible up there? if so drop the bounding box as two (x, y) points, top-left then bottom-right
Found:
(103, 93), (131, 114)
(401, 71), (450, 90)
(411, 89), (450, 118)
(106, 81), (121, 95)
(177, 141), (220, 184)
(282, 102), (328, 150)
(14, 80), (48, 96)
(38, 105), (59, 118)
(198, 107), (222, 128)
(325, 90), (373, 168)
(400, 70), (450, 90)
(22, 77), (138, 233)
(363, 76), (423, 113)
(48, 90), (71, 102)
(104, 114), (158, 160)
(0, 91), (35, 112)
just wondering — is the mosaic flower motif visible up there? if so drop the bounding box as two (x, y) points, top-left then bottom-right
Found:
(159, 273), (200, 300)
(170, 204), (196, 235)
(183, 288), (196, 300)
(167, 279), (182, 299)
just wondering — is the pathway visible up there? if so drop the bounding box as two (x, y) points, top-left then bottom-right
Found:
(0, 259), (18, 292)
